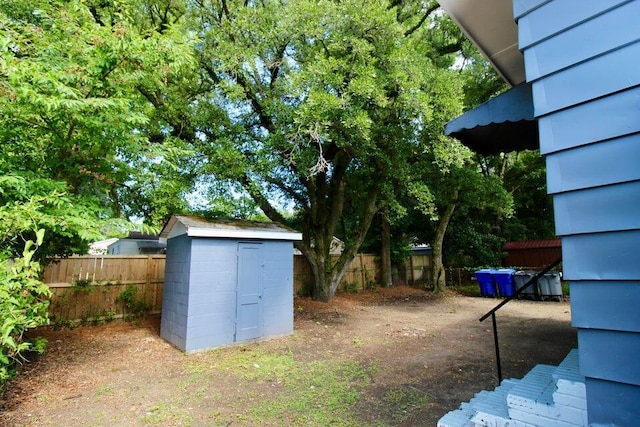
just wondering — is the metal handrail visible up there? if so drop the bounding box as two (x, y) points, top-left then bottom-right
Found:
(479, 257), (563, 383)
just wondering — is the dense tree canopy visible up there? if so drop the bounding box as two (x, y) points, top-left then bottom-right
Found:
(137, 0), (465, 300)
(0, 0), (194, 258)
(1, 0), (551, 303)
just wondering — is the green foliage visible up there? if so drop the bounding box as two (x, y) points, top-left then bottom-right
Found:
(383, 386), (429, 423)
(116, 285), (151, 321)
(0, 229), (51, 387)
(502, 151), (555, 241)
(149, 0), (466, 301)
(1, 0), (196, 231)
(71, 279), (96, 293)
(449, 284), (482, 297)
(344, 282), (359, 294)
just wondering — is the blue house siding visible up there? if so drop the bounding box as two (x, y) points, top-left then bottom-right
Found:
(578, 329), (640, 385)
(553, 180), (640, 235)
(561, 231), (640, 281)
(545, 133), (640, 193)
(521, 1), (640, 81)
(532, 41), (640, 116)
(538, 87), (640, 155)
(515, 0), (640, 424)
(515, 0), (629, 50)
(571, 281), (640, 333)
(585, 378), (640, 427)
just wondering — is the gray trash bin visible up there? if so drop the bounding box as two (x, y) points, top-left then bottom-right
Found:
(513, 270), (538, 299)
(538, 272), (563, 301)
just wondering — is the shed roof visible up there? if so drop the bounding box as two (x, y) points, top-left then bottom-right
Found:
(503, 238), (561, 250)
(160, 214), (302, 242)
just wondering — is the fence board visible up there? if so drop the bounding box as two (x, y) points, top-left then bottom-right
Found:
(403, 254), (432, 286)
(292, 254), (380, 294)
(43, 255), (165, 324)
(43, 253), (434, 322)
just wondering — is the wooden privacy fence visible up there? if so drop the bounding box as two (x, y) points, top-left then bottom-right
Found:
(42, 253), (433, 323)
(43, 255), (165, 324)
(403, 254), (432, 287)
(293, 254), (379, 294)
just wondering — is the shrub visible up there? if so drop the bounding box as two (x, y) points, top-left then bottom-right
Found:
(0, 229), (52, 388)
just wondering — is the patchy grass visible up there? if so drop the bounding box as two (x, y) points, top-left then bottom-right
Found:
(449, 283), (481, 297)
(383, 385), (430, 423)
(141, 402), (197, 426)
(185, 347), (376, 426)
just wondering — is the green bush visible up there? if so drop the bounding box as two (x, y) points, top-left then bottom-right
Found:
(0, 229), (52, 387)
(116, 285), (152, 321)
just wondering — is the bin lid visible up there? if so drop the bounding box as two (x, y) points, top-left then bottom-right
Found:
(494, 268), (516, 274)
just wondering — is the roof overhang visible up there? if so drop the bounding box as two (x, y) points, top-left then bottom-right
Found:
(160, 214), (303, 243)
(438, 0), (524, 85)
(437, 0), (538, 155)
(445, 82), (538, 155)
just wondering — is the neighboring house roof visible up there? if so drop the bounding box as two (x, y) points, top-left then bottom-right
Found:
(160, 214), (303, 242)
(293, 237), (344, 255)
(411, 244), (433, 255)
(126, 231), (161, 240)
(88, 238), (120, 255)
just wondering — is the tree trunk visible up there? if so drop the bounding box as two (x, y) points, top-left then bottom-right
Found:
(297, 183), (381, 302)
(380, 211), (392, 287)
(306, 251), (356, 302)
(432, 197), (457, 292)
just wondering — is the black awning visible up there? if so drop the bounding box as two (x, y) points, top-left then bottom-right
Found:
(445, 82), (538, 155)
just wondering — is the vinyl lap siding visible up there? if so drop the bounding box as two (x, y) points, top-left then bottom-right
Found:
(514, 0), (640, 424)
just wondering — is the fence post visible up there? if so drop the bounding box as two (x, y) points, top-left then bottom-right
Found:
(359, 254), (366, 290)
(409, 255), (415, 285)
(146, 255), (156, 309)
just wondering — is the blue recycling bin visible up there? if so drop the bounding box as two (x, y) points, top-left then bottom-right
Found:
(493, 268), (516, 298)
(475, 269), (497, 297)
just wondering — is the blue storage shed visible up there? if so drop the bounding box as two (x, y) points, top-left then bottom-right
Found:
(159, 215), (302, 352)
(438, 0), (640, 425)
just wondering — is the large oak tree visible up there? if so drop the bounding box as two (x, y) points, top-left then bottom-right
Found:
(155, 0), (465, 301)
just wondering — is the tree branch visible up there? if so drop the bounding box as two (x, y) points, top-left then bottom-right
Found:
(239, 174), (287, 224)
(404, 4), (439, 37)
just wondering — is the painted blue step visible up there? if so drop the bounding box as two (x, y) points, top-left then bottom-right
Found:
(437, 379), (520, 427)
(508, 361), (587, 426)
(438, 350), (587, 427)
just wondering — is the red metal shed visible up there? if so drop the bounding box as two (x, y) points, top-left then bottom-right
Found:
(503, 238), (561, 269)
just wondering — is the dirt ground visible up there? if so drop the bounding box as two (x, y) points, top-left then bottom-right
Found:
(0, 287), (576, 426)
